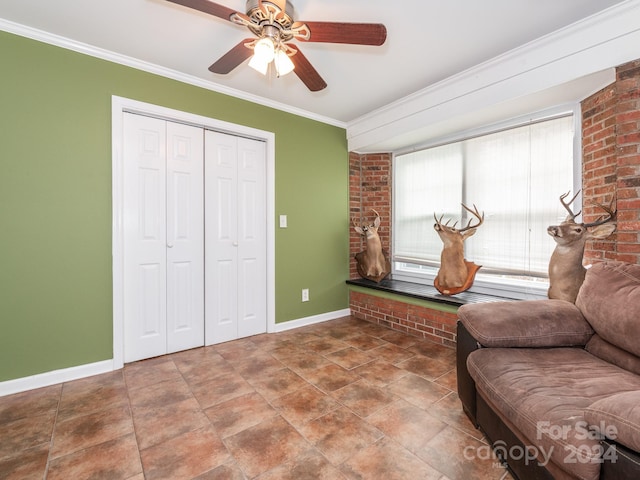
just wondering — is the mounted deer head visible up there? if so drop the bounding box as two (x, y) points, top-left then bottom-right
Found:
(433, 203), (484, 295)
(353, 209), (390, 283)
(547, 191), (616, 303)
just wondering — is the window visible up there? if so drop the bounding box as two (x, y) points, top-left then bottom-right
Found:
(393, 112), (577, 299)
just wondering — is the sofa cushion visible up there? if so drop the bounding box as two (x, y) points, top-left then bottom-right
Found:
(585, 391), (640, 453)
(576, 261), (640, 358)
(458, 299), (593, 348)
(586, 334), (640, 376)
(467, 347), (640, 480)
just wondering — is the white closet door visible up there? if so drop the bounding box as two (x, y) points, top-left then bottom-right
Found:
(237, 137), (267, 338)
(205, 131), (239, 344)
(123, 114), (168, 362)
(123, 114), (204, 362)
(205, 131), (267, 344)
(166, 121), (204, 353)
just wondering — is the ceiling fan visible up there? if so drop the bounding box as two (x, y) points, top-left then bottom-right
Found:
(166, 0), (387, 91)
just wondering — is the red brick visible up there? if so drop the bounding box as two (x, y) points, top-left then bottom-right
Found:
(618, 220), (640, 231)
(618, 89), (640, 102)
(617, 210), (640, 221)
(618, 132), (640, 145)
(616, 232), (640, 243)
(617, 110), (640, 123)
(583, 141), (605, 154)
(617, 198), (640, 211)
(617, 146), (640, 157)
(615, 254), (639, 263)
(618, 243), (640, 253)
(416, 324), (435, 334)
(617, 122), (640, 136)
(593, 126), (616, 142)
(590, 241), (616, 252)
(617, 167), (640, 177)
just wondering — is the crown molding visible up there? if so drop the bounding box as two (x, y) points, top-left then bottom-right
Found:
(347, 0), (640, 152)
(0, 18), (346, 129)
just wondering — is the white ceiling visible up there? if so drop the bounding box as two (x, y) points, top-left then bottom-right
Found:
(0, 0), (630, 139)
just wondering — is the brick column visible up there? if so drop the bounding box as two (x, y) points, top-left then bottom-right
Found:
(349, 152), (392, 279)
(349, 152), (362, 279)
(582, 60), (640, 265)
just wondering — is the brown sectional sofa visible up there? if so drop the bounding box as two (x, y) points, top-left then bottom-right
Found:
(456, 260), (640, 480)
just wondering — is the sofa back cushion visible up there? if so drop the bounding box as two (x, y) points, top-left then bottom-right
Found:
(586, 334), (640, 376)
(576, 261), (640, 358)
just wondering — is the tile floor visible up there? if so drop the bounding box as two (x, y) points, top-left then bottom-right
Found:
(0, 316), (513, 479)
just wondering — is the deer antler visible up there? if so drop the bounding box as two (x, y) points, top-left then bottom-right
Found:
(353, 209), (382, 233)
(458, 204), (485, 233)
(434, 204), (483, 232)
(559, 191), (582, 221)
(584, 197), (617, 227)
(433, 213), (457, 229)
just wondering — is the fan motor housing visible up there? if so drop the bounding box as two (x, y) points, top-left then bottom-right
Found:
(246, 0), (295, 28)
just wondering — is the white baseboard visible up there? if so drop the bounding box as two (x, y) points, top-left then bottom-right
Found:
(0, 360), (115, 397)
(273, 308), (352, 333)
(1, 308), (352, 397)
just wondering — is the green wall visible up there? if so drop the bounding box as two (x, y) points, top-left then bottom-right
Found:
(0, 31), (349, 382)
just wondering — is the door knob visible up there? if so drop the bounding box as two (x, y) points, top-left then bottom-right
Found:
(232, 242), (239, 247)
(167, 243), (174, 248)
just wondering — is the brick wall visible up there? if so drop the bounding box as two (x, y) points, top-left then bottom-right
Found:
(349, 152), (392, 279)
(350, 290), (458, 348)
(582, 60), (640, 264)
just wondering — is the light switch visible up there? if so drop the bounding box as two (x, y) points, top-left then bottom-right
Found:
(279, 215), (288, 228)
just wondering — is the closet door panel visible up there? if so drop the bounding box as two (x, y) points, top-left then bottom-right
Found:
(205, 131), (239, 344)
(166, 122), (204, 353)
(123, 114), (168, 362)
(237, 137), (267, 338)
(137, 264), (163, 339)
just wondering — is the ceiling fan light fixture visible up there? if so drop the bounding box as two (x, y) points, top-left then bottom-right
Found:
(248, 54), (270, 75)
(274, 48), (294, 76)
(253, 37), (275, 62)
(249, 37), (276, 74)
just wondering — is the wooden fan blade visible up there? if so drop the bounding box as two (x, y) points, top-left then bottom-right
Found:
(209, 39), (254, 74)
(288, 45), (327, 92)
(294, 21), (387, 46)
(166, 0), (238, 22)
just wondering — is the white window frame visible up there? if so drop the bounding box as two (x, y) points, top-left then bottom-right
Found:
(391, 104), (582, 300)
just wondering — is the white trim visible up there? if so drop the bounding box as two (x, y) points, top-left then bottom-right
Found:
(111, 95), (276, 369)
(393, 104), (579, 156)
(0, 360), (114, 397)
(0, 307), (350, 396)
(0, 18), (344, 129)
(273, 309), (352, 333)
(347, 0), (640, 152)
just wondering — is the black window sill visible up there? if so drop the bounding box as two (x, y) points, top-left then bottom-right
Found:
(346, 277), (518, 307)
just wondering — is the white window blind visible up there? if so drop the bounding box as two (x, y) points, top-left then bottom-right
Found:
(394, 115), (574, 281)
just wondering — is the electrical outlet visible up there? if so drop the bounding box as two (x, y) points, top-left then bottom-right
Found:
(301, 288), (309, 302)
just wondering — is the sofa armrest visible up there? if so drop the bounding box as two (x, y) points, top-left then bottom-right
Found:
(457, 299), (594, 348)
(585, 391), (640, 453)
